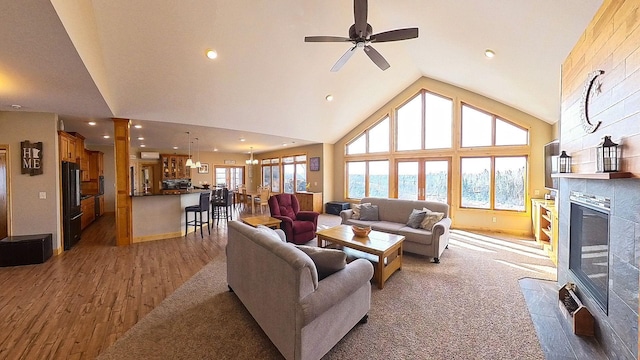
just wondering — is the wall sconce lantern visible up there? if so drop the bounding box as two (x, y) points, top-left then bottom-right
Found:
(596, 136), (620, 173)
(558, 151), (571, 173)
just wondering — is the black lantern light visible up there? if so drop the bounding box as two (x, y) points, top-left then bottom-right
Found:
(596, 136), (619, 173)
(558, 151), (571, 173)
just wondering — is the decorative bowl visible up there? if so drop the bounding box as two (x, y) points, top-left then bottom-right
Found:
(351, 225), (372, 237)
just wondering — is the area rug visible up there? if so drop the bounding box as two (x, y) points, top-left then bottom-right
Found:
(97, 230), (556, 359)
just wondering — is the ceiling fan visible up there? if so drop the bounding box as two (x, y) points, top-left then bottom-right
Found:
(304, 0), (418, 72)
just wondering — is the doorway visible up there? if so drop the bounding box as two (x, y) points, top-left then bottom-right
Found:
(0, 149), (8, 239)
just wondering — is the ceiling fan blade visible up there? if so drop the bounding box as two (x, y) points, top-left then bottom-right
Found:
(370, 28), (419, 43)
(304, 36), (352, 43)
(354, 0), (368, 38)
(331, 46), (357, 72)
(364, 45), (390, 71)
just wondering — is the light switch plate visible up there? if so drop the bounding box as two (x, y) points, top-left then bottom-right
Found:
(39, 191), (46, 199)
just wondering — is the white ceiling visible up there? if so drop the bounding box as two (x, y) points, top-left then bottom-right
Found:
(0, 0), (602, 153)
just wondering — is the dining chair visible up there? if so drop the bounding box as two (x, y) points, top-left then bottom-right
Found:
(255, 186), (270, 214)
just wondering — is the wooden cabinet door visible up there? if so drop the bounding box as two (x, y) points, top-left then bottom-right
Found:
(97, 152), (104, 176)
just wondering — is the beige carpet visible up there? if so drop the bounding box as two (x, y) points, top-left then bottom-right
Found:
(97, 229), (556, 360)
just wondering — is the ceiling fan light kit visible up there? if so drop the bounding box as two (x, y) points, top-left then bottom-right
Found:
(305, 0), (418, 72)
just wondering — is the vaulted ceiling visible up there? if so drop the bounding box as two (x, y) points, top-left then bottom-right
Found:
(0, 0), (602, 153)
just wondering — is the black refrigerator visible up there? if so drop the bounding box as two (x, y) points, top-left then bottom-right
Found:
(62, 161), (82, 250)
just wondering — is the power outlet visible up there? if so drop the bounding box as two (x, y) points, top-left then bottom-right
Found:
(534, 189), (540, 196)
(492, 217), (497, 223)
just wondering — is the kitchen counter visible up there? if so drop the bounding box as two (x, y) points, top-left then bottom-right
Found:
(132, 190), (210, 242)
(131, 189), (210, 197)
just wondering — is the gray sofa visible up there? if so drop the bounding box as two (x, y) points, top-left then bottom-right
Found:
(340, 197), (452, 263)
(226, 221), (374, 360)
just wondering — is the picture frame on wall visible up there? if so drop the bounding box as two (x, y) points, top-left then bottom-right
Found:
(309, 157), (320, 171)
(198, 163), (209, 174)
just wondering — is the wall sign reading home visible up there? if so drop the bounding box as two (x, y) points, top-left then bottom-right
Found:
(21, 140), (43, 176)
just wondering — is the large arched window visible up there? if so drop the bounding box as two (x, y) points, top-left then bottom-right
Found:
(344, 89), (529, 213)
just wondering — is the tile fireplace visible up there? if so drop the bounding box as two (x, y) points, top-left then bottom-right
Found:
(558, 178), (639, 359)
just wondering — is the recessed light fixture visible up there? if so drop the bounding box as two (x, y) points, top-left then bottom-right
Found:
(140, 144), (146, 148)
(282, 143), (288, 146)
(103, 135), (110, 139)
(173, 146), (179, 150)
(206, 49), (218, 59)
(484, 49), (496, 58)
(325, 94), (334, 102)
(213, 148), (218, 152)
(138, 137), (144, 140)
(134, 124), (142, 129)
(239, 137), (246, 142)
(88, 121), (96, 126)
(11, 104), (22, 109)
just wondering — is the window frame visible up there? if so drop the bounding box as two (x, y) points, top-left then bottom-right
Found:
(461, 103), (529, 148)
(459, 155), (528, 212)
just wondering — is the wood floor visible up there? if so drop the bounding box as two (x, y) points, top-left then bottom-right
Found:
(0, 213), (227, 359)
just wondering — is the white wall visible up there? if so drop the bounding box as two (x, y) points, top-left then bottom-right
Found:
(0, 111), (62, 249)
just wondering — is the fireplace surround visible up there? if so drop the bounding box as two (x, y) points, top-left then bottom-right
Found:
(558, 178), (638, 359)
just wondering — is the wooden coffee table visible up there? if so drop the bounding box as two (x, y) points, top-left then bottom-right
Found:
(242, 216), (282, 229)
(316, 225), (404, 289)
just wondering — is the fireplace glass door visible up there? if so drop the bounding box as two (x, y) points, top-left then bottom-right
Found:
(569, 202), (609, 312)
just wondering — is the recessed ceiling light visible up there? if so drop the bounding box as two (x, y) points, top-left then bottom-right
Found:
(138, 137), (144, 140)
(134, 124), (142, 129)
(140, 144), (146, 148)
(206, 49), (218, 59)
(325, 94), (334, 102)
(282, 143), (288, 146)
(484, 49), (496, 58)
(88, 121), (96, 126)
(239, 137), (246, 142)
(11, 104), (22, 109)
(213, 148), (218, 152)
(103, 135), (110, 139)
(173, 146), (179, 150)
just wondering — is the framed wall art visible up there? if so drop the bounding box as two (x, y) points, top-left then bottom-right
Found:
(309, 157), (320, 171)
(198, 163), (209, 174)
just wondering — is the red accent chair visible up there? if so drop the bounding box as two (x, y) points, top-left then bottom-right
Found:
(268, 193), (319, 244)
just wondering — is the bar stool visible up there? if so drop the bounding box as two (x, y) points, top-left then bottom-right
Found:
(185, 192), (210, 237)
(212, 188), (233, 225)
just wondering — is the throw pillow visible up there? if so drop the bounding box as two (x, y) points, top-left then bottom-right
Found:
(256, 225), (285, 242)
(295, 245), (347, 280)
(351, 202), (371, 220)
(359, 204), (379, 221)
(420, 209), (445, 230)
(406, 208), (427, 229)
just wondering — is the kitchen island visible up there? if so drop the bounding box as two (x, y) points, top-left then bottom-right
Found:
(131, 190), (210, 242)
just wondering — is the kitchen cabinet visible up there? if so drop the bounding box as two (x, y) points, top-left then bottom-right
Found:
(161, 155), (191, 179)
(58, 131), (77, 163)
(81, 196), (95, 230)
(295, 191), (323, 213)
(80, 149), (90, 182)
(88, 150), (104, 180)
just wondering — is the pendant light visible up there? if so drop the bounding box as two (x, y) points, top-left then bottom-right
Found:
(246, 147), (258, 165)
(185, 132), (193, 167)
(195, 137), (201, 168)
